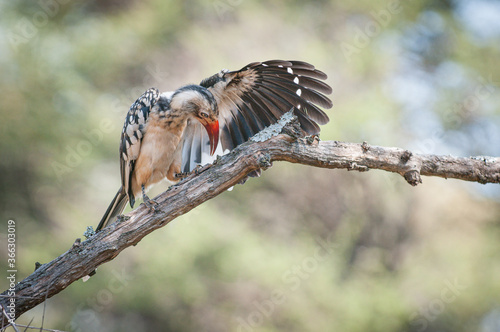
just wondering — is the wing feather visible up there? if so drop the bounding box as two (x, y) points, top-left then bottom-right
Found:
(181, 120), (195, 173)
(256, 80), (329, 125)
(262, 76), (333, 108)
(119, 87), (160, 205)
(258, 68), (332, 94)
(181, 60), (332, 172)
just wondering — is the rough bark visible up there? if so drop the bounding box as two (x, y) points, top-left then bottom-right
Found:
(1, 120), (499, 326)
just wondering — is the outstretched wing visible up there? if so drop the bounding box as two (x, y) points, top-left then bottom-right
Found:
(120, 87), (160, 206)
(181, 60), (332, 172)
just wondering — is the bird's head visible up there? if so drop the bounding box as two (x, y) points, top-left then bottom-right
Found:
(171, 85), (219, 155)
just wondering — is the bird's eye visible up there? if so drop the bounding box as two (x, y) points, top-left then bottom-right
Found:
(200, 112), (209, 118)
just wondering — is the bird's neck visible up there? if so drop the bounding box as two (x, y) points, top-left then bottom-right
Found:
(151, 92), (195, 136)
(153, 93), (189, 123)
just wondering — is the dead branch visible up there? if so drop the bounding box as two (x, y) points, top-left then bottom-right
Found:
(1, 118), (499, 326)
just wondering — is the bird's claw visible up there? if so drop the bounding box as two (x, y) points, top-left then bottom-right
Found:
(141, 184), (158, 212)
(194, 164), (212, 175)
(174, 164), (212, 179)
(142, 194), (159, 212)
(174, 171), (191, 179)
(117, 214), (131, 222)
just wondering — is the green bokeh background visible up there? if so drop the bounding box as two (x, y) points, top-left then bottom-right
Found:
(1, 1), (500, 331)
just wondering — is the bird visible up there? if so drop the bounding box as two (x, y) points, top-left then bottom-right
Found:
(95, 60), (333, 231)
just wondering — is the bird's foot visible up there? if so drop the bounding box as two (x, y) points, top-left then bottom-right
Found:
(194, 164), (212, 175)
(174, 171), (191, 179)
(142, 194), (159, 212)
(174, 164), (212, 179)
(141, 184), (158, 212)
(117, 214), (131, 222)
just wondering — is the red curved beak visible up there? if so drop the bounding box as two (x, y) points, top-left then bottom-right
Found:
(203, 120), (219, 155)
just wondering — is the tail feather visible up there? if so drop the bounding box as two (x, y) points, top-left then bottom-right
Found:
(96, 188), (128, 232)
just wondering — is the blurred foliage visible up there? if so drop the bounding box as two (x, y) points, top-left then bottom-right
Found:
(1, 0), (500, 331)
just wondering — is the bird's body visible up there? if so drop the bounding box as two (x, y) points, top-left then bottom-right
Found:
(96, 60), (332, 231)
(131, 108), (184, 188)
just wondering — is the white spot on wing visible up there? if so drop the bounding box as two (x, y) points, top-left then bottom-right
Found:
(262, 63), (268, 67)
(293, 77), (299, 84)
(126, 123), (138, 137)
(296, 88), (302, 96)
(278, 65), (283, 68)
(287, 68), (293, 74)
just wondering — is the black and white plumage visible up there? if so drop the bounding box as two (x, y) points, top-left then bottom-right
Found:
(181, 60), (333, 171)
(120, 87), (160, 199)
(96, 60), (332, 231)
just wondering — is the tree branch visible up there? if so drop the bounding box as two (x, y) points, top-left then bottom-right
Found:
(1, 119), (499, 326)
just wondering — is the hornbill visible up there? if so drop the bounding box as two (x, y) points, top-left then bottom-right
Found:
(96, 60), (333, 231)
